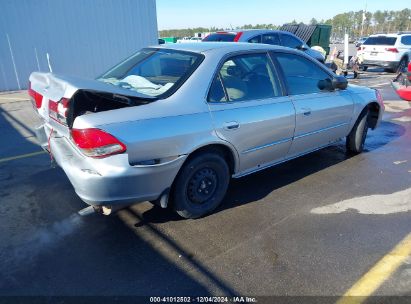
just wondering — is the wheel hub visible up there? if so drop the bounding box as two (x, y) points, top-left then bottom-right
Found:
(187, 168), (218, 204)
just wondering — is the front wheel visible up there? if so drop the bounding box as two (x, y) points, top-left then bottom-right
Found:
(346, 109), (369, 154)
(172, 152), (230, 219)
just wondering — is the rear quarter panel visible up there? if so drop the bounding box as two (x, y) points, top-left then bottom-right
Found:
(100, 112), (230, 166)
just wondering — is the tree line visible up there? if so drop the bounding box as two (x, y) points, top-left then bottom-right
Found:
(159, 8), (411, 39)
(323, 8), (411, 38)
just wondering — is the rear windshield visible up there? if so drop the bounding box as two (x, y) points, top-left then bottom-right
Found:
(363, 36), (397, 46)
(203, 33), (236, 42)
(98, 49), (203, 97)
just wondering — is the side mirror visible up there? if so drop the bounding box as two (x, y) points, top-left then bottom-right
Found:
(332, 76), (348, 90)
(318, 78), (333, 91)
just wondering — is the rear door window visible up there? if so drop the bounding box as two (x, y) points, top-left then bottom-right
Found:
(262, 33), (280, 45)
(208, 74), (227, 102)
(363, 36), (397, 45)
(280, 34), (302, 49)
(273, 52), (332, 95)
(208, 53), (282, 102)
(248, 35), (262, 44)
(401, 36), (411, 45)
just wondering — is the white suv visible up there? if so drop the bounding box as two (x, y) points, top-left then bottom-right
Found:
(358, 33), (411, 72)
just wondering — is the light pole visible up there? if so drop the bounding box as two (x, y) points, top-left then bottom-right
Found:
(360, 0), (368, 37)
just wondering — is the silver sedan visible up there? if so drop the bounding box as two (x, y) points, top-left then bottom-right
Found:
(29, 43), (384, 218)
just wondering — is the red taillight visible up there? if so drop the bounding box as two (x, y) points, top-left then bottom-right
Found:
(28, 81), (43, 109)
(407, 62), (411, 81)
(49, 98), (70, 125)
(385, 48), (398, 53)
(234, 32), (243, 42)
(71, 128), (126, 158)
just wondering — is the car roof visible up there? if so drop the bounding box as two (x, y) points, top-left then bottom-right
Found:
(211, 29), (287, 35)
(154, 42), (290, 54)
(369, 32), (411, 37)
(369, 34), (398, 37)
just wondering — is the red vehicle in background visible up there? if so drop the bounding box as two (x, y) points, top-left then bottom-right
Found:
(392, 62), (411, 101)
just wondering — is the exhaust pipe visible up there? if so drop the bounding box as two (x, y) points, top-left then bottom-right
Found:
(78, 205), (123, 217)
(77, 206), (95, 217)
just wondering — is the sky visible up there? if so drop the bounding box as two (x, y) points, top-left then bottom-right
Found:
(156, 0), (411, 30)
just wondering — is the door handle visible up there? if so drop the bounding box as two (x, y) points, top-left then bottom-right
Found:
(223, 121), (240, 130)
(302, 108), (312, 116)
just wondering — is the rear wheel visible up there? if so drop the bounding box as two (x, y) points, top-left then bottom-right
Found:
(346, 109), (369, 154)
(172, 152), (230, 219)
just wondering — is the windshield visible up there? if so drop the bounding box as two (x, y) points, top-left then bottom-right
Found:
(98, 49), (203, 97)
(363, 36), (397, 46)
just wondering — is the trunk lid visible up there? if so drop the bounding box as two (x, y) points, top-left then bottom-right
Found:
(29, 72), (155, 137)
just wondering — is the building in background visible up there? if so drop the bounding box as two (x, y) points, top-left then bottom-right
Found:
(0, 0), (158, 91)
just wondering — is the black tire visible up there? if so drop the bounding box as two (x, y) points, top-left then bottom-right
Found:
(172, 152), (230, 219)
(396, 57), (408, 73)
(346, 109), (369, 154)
(362, 66), (368, 71)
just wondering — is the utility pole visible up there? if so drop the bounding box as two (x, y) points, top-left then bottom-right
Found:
(360, 0), (368, 37)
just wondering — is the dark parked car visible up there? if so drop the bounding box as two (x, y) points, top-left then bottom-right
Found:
(203, 29), (325, 63)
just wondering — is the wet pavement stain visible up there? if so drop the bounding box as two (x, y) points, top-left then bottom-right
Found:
(311, 188), (411, 215)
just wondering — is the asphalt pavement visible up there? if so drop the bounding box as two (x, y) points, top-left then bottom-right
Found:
(0, 70), (410, 302)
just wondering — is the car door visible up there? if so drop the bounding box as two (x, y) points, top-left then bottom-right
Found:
(208, 52), (295, 175)
(271, 51), (354, 157)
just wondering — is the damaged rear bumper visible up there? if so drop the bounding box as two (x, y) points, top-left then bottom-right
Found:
(35, 124), (186, 207)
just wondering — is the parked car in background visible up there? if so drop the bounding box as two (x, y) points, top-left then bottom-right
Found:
(203, 29), (326, 63)
(355, 37), (368, 48)
(29, 43), (384, 219)
(357, 33), (411, 72)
